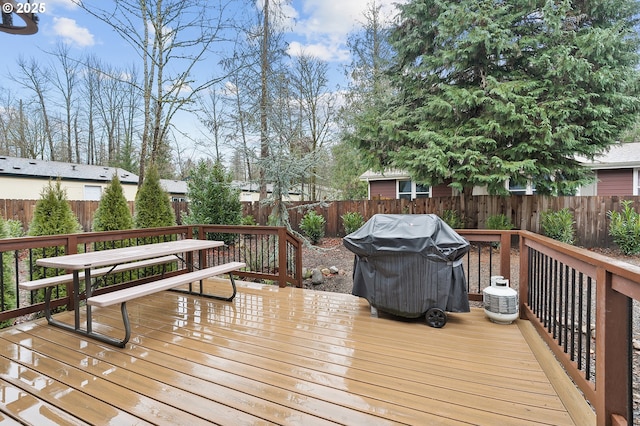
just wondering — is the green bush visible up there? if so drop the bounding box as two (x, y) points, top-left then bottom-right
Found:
(0, 216), (16, 327)
(485, 214), (513, 230)
(441, 209), (464, 229)
(92, 175), (133, 232)
(607, 200), (640, 255)
(241, 215), (257, 226)
(28, 179), (83, 236)
(299, 210), (326, 244)
(27, 179), (83, 308)
(182, 160), (241, 245)
(341, 211), (364, 235)
(4, 220), (24, 238)
(134, 164), (176, 229)
(541, 208), (576, 245)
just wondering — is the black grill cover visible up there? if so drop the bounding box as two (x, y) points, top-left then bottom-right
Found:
(343, 214), (470, 317)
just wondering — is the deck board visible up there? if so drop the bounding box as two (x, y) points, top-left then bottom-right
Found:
(0, 281), (594, 425)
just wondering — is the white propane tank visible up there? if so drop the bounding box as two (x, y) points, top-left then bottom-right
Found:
(483, 278), (519, 324)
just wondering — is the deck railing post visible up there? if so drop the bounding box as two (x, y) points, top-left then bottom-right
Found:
(278, 227), (288, 288)
(595, 267), (630, 426)
(500, 231), (511, 281)
(518, 232), (530, 320)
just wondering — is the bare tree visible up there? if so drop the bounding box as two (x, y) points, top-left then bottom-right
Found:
(9, 57), (57, 160)
(290, 52), (337, 200)
(195, 86), (227, 162)
(73, 0), (235, 184)
(48, 43), (81, 162)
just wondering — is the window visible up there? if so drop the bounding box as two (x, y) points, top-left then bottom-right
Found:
(397, 180), (431, 199)
(508, 180), (535, 195)
(84, 185), (102, 201)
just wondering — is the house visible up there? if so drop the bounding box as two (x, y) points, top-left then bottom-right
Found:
(0, 156), (301, 202)
(0, 156), (139, 201)
(360, 169), (455, 200)
(361, 142), (640, 199)
(577, 142), (640, 196)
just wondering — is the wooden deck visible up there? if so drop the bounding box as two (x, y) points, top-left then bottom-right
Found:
(0, 280), (595, 425)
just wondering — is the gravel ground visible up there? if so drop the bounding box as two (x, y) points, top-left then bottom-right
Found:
(302, 238), (640, 423)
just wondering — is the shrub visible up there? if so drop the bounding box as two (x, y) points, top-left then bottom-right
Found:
(299, 210), (326, 244)
(441, 209), (464, 229)
(92, 175), (133, 231)
(134, 164), (176, 229)
(0, 216), (16, 327)
(28, 179), (83, 236)
(27, 179), (83, 308)
(241, 215), (257, 226)
(341, 211), (364, 235)
(607, 200), (640, 255)
(541, 208), (576, 245)
(485, 214), (513, 230)
(182, 160), (241, 245)
(4, 219), (24, 238)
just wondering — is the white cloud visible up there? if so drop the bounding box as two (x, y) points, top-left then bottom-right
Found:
(295, 0), (399, 38)
(52, 17), (95, 47)
(287, 40), (349, 62)
(291, 0), (402, 63)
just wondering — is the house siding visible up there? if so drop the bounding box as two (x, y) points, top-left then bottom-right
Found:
(432, 182), (452, 197)
(597, 169), (633, 196)
(369, 180), (396, 199)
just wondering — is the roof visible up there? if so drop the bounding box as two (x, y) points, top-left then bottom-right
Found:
(0, 155), (138, 184)
(359, 169), (411, 181)
(577, 142), (640, 169)
(0, 156), (301, 196)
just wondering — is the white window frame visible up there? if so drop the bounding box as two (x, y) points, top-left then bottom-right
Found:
(506, 179), (535, 195)
(634, 168), (639, 195)
(397, 180), (431, 200)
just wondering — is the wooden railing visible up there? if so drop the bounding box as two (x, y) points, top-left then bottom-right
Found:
(0, 226), (636, 425)
(0, 225), (302, 326)
(519, 231), (638, 426)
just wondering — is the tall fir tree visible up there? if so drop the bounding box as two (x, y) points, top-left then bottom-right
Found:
(354, 0), (640, 195)
(134, 164), (176, 229)
(92, 175), (134, 231)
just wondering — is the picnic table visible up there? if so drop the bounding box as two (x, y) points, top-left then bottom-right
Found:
(23, 239), (245, 347)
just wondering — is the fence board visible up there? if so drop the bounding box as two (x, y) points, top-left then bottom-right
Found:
(3, 195), (640, 247)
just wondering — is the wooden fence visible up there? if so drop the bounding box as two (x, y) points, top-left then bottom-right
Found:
(243, 195), (640, 248)
(3, 195), (640, 248)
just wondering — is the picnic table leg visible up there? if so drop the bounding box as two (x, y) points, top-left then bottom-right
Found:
(84, 267), (93, 334)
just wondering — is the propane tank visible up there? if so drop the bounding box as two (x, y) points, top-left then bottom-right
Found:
(483, 278), (518, 324)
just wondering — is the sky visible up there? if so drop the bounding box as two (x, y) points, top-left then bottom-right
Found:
(1, 0), (401, 163)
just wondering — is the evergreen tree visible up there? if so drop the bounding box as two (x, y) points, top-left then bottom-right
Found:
(338, 1), (395, 200)
(354, 0), (640, 195)
(27, 179), (82, 305)
(134, 164), (176, 228)
(183, 160), (241, 243)
(28, 179), (82, 236)
(183, 160), (241, 227)
(92, 175), (134, 231)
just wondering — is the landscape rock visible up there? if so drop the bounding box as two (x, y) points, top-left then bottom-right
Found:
(311, 268), (324, 285)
